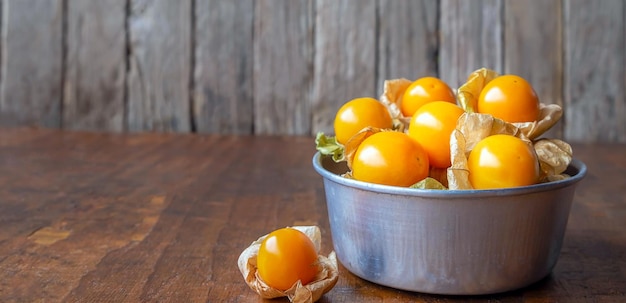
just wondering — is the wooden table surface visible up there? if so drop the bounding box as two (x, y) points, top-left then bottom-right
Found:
(0, 128), (624, 302)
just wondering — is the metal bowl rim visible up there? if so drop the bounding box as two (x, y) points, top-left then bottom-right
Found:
(312, 152), (587, 198)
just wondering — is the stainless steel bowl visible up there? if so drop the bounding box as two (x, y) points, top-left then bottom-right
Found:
(312, 152), (587, 295)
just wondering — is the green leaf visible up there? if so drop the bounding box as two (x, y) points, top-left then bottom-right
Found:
(410, 177), (448, 190)
(315, 132), (345, 162)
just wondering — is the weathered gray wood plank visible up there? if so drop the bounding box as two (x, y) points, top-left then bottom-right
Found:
(253, 0), (313, 135)
(0, 0), (63, 127)
(193, 0), (254, 134)
(439, 0), (504, 88)
(564, 0), (625, 142)
(377, 0), (439, 90)
(64, 0), (126, 132)
(312, 0), (377, 135)
(127, 0), (191, 132)
(504, 0), (563, 138)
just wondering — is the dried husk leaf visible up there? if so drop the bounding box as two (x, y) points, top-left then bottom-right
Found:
(379, 78), (413, 131)
(454, 112), (524, 150)
(448, 128), (472, 190)
(237, 226), (339, 303)
(534, 138), (573, 181)
(514, 103), (563, 140)
(315, 132), (344, 162)
(341, 171), (354, 179)
(411, 177), (447, 190)
(457, 68), (499, 113)
(343, 127), (385, 170)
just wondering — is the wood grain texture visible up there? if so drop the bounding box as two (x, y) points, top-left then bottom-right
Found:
(312, 0), (377, 135)
(63, 0), (126, 132)
(253, 0), (314, 135)
(504, 0), (563, 139)
(193, 0), (254, 134)
(127, 0), (191, 132)
(0, 0), (63, 127)
(439, 0), (504, 88)
(377, 0), (439, 91)
(564, 0), (625, 142)
(0, 129), (624, 301)
(0, 2), (623, 142)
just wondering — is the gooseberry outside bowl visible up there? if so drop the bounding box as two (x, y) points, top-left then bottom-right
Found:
(312, 152), (587, 295)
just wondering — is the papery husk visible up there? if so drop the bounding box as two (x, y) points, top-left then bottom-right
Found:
(315, 132), (344, 162)
(343, 127), (385, 169)
(457, 68), (499, 113)
(457, 67), (563, 140)
(448, 127), (472, 190)
(411, 177), (447, 190)
(447, 113), (572, 190)
(237, 226), (339, 303)
(534, 138), (573, 182)
(379, 78), (413, 131)
(515, 103), (563, 140)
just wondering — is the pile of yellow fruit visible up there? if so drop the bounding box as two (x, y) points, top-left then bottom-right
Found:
(316, 68), (572, 190)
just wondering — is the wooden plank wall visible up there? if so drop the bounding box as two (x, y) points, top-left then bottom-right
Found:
(0, 0), (623, 142)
